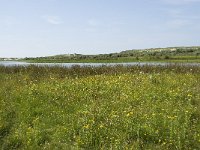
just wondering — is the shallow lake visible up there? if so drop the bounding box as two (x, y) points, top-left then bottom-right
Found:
(0, 61), (200, 67)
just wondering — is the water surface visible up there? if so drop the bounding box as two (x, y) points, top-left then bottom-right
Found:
(0, 61), (200, 67)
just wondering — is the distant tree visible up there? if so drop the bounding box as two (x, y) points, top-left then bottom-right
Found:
(164, 55), (170, 59)
(196, 53), (200, 59)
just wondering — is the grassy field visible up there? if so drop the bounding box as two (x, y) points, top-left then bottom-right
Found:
(0, 65), (200, 149)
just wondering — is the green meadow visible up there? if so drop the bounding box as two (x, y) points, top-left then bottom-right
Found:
(0, 65), (200, 149)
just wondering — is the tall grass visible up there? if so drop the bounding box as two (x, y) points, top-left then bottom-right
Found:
(0, 65), (200, 149)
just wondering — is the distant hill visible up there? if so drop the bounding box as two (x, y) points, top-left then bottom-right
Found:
(22, 46), (200, 63)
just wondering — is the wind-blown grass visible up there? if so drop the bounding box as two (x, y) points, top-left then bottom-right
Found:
(0, 65), (200, 149)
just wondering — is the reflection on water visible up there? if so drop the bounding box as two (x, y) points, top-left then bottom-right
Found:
(0, 61), (29, 66)
(0, 61), (200, 67)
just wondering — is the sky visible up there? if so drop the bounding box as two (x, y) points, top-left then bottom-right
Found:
(0, 0), (200, 58)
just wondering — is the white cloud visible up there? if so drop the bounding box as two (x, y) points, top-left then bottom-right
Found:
(167, 9), (183, 18)
(166, 19), (191, 28)
(88, 19), (99, 26)
(162, 0), (200, 5)
(166, 8), (199, 19)
(164, 8), (200, 28)
(0, 16), (20, 27)
(85, 28), (97, 32)
(85, 19), (101, 32)
(42, 15), (62, 25)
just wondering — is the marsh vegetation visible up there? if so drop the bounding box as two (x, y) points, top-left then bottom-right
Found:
(0, 65), (200, 149)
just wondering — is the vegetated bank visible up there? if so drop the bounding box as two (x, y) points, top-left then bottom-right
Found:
(0, 64), (200, 149)
(22, 46), (200, 63)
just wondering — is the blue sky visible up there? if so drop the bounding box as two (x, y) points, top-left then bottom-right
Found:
(0, 0), (200, 57)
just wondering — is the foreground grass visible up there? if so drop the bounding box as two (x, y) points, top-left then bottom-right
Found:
(0, 65), (200, 149)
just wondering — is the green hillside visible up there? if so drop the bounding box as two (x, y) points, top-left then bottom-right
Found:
(23, 46), (200, 63)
